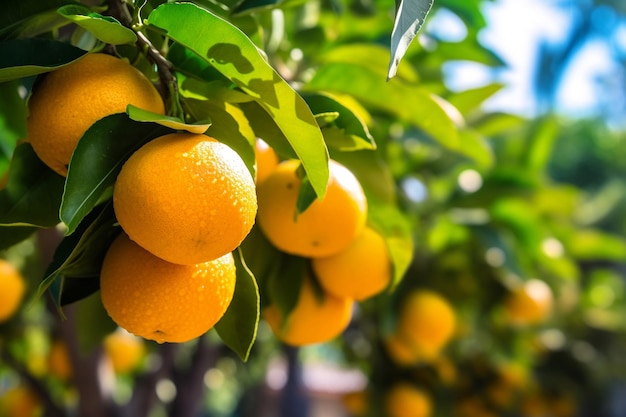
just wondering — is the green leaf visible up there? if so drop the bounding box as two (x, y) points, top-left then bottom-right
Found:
(232, 0), (306, 15)
(239, 101), (298, 160)
(567, 229), (626, 261)
(61, 114), (173, 235)
(127, 105), (210, 134)
(40, 202), (119, 304)
(305, 63), (459, 150)
(388, 0), (433, 79)
(457, 129), (494, 169)
(214, 248), (260, 361)
(0, 143), (65, 227)
(0, 0), (73, 40)
(332, 150), (413, 287)
(0, 39), (87, 83)
(147, 2), (329, 198)
(74, 291), (117, 354)
(57, 5), (137, 45)
(446, 83), (505, 116)
(0, 226), (37, 251)
(303, 92), (375, 151)
(319, 44), (419, 83)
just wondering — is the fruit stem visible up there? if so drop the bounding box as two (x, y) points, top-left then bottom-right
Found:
(105, 0), (185, 120)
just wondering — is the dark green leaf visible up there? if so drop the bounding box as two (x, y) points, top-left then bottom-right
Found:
(0, 0), (74, 40)
(57, 5), (137, 45)
(40, 202), (119, 304)
(147, 2), (329, 198)
(0, 39), (86, 83)
(266, 254), (306, 319)
(0, 226), (37, 251)
(0, 142), (65, 227)
(61, 114), (173, 234)
(388, 0), (433, 79)
(215, 248), (260, 361)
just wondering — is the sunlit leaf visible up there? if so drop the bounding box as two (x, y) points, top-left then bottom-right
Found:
(0, 39), (86, 82)
(388, 0), (433, 79)
(127, 105), (210, 134)
(215, 248), (260, 361)
(447, 83), (505, 116)
(57, 5), (137, 45)
(148, 2), (329, 198)
(306, 63), (459, 150)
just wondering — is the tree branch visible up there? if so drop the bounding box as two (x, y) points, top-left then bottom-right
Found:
(105, 0), (182, 118)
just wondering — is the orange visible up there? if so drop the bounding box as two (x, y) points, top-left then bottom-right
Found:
(385, 383), (432, 417)
(0, 259), (25, 322)
(103, 328), (146, 374)
(113, 132), (257, 265)
(48, 340), (72, 381)
(0, 385), (41, 417)
(311, 226), (391, 301)
(341, 390), (368, 416)
(254, 138), (279, 183)
(396, 290), (456, 361)
(26, 53), (164, 176)
(384, 333), (422, 366)
(257, 159), (367, 258)
(263, 276), (353, 346)
(504, 279), (553, 326)
(100, 233), (236, 343)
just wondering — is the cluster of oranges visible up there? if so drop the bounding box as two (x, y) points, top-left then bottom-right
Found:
(254, 142), (393, 346)
(24, 52), (258, 344)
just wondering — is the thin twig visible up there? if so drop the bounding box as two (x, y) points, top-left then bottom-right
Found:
(105, 0), (182, 118)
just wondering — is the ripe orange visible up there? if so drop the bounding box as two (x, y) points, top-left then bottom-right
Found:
(26, 53), (164, 176)
(311, 226), (391, 301)
(254, 138), (279, 184)
(263, 276), (353, 346)
(0, 259), (25, 322)
(0, 385), (41, 417)
(100, 233), (236, 344)
(504, 279), (553, 326)
(396, 290), (456, 361)
(257, 159), (367, 258)
(385, 383), (432, 417)
(48, 340), (72, 381)
(113, 132), (257, 265)
(103, 328), (146, 374)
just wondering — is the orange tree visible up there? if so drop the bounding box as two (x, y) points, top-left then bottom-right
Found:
(1, 0), (626, 417)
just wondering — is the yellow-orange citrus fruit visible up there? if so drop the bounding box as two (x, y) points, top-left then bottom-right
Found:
(396, 290), (456, 361)
(48, 340), (72, 381)
(384, 333), (422, 366)
(0, 259), (25, 322)
(504, 279), (553, 326)
(257, 159), (367, 258)
(263, 276), (353, 346)
(113, 132), (257, 265)
(341, 390), (368, 416)
(103, 328), (146, 374)
(100, 233), (236, 343)
(385, 383), (432, 417)
(311, 226), (391, 301)
(254, 138), (279, 184)
(26, 53), (164, 176)
(0, 386), (41, 417)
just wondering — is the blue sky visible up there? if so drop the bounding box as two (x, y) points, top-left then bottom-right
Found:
(429, 0), (626, 122)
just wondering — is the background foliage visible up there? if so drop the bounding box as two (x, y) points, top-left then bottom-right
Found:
(1, 0), (625, 416)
